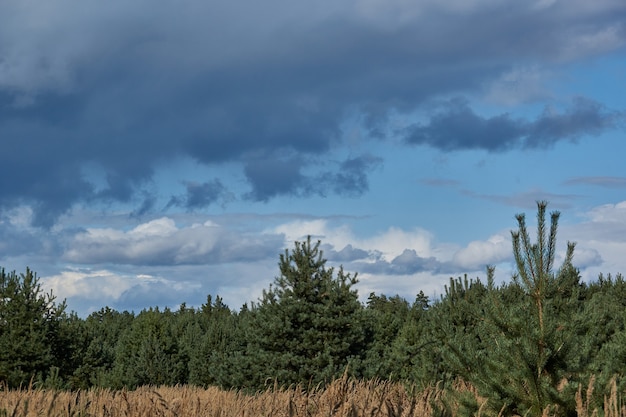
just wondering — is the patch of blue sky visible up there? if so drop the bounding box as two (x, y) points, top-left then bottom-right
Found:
(554, 52), (626, 107)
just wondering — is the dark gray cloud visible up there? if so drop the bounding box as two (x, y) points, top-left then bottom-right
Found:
(0, 223), (45, 259)
(1, 0), (624, 226)
(131, 194), (158, 218)
(526, 98), (625, 147)
(166, 179), (233, 210)
(322, 155), (383, 197)
(243, 154), (382, 201)
(404, 97), (624, 151)
(326, 244), (371, 263)
(243, 156), (309, 201)
(357, 249), (441, 275)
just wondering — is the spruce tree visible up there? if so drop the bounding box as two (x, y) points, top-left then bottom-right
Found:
(244, 236), (365, 389)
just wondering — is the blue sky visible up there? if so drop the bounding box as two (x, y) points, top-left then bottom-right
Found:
(1, 0), (626, 316)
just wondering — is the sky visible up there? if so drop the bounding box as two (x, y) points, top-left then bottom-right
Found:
(1, 0), (626, 316)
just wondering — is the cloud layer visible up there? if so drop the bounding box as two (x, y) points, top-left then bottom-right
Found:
(63, 217), (283, 265)
(1, 0), (626, 316)
(1, 0), (625, 226)
(0, 199), (618, 316)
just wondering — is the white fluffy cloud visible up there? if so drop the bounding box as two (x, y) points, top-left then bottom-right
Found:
(29, 200), (626, 316)
(560, 201), (626, 281)
(271, 218), (515, 301)
(42, 267), (205, 315)
(452, 233), (511, 270)
(584, 201), (626, 225)
(273, 219), (439, 261)
(63, 217), (282, 265)
(44, 268), (133, 301)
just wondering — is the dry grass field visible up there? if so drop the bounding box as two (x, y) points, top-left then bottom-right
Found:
(0, 375), (623, 417)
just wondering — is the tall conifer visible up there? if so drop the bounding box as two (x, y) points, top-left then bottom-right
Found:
(442, 202), (583, 416)
(0, 268), (67, 387)
(245, 236), (365, 389)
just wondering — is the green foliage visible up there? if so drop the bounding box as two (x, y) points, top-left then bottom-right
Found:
(357, 293), (411, 380)
(439, 202), (584, 416)
(0, 268), (67, 388)
(242, 236), (366, 389)
(108, 307), (190, 388)
(577, 273), (626, 405)
(188, 295), (238, 387)
(4, 202), (626, 407)
(71, 307), (135, 388)
(433, 275), (490, 389)
(385, 291), (446, 386)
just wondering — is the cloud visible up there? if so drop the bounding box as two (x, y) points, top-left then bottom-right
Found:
(63, 217), (284, 265)
(558, 201), (626, 283)
(243, 156), (310, 201)
(525, 98), (624, 147)
(131, 194), (158, 218)
(272, 219), (471, 276)
(452, 233), (511, 270)
(0, 208), (45, 258)
(569, 202), (626, 243)
(270, 215), (614, 283)
(325, 244), (371, 262)
(404, 97), (624, 152)
(320, 154), (383, 197)
(570, 247), (603, 269)
(1, 0), (625, 225)
(243, 154), (382, 201)
(485, 66), (553, 105)
(405, 98), (525, 152)
(463, 188), (582, 209)
(272, 219), (443, 261)
(166, 179), (233, 210)
(44, 269), (134, 301)
(113, 274), (204, 313)
(25, 198), (626, 316)
(563, 176), (626, 188)
(356, 249), (441, 275)
(42, 268), (206, 314)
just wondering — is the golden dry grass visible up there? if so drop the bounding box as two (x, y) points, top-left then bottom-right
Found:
(0, 375), (623, 417)
(0, 377), (435, 417)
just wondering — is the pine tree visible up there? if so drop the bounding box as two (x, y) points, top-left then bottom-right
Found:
(244, 236), (365, 389)
(387, 291), (445, 386)
(188, 295), (237, 387)
(0, 268), (67, 387)
(358, 293), (411, 380)
(441, 202), (583, 416)
(71, 307), (134, 388)
(109, 307), (186, 388)
(578, 273), (626, 405)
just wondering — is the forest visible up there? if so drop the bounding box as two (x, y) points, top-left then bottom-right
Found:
(2, 201), (626, 416)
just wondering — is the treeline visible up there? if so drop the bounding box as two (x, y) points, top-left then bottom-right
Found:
(2, 202), (626, 416)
